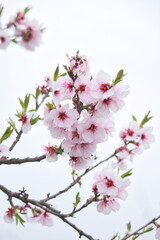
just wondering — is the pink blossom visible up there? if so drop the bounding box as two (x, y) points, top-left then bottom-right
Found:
(156, 227), (160, 240)
(90, 70), (114, 101)
(120, 121), (139, 141)
(95, 167), (123, 197)
(18, 114), (31, 133)
(44, 144), (58, 162)
(0, 30), (10, 49)
(96, 82), (129, 117)
(38, 211), (54, 227)
(52, 104), (79, 129)
(0, 144), (10, 158)
(97, 198), (120, 215)
(139, 127), (155, 149)
(17, 19), (42, 51)
(75, 75), (96, 104)
(69, 156), (94, 170)
(3, 208), (15, 224)
(67, 53), (90, 76)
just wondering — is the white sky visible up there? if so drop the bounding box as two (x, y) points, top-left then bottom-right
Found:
(0, 0), (160, 240)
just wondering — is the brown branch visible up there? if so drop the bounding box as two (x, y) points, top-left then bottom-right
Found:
(0, 184), (99, 240)
(9, 129), (22, 151)
(121, 216), (160, 240)
(0, 154), (46, 165)
(42, 152), (116, 202)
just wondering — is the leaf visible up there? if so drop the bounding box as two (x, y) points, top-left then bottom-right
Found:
(73, 192), (81, 207)
(30, 116), (39, 125)
(0, 127), (13, 143)
(19, 98), (25, 109)
(113, 69), (127, 85)
(110, 233), (118, 240)
(15, 110), (21, 118)
(35, 87), (40, 100)
(45, 103), (54, 110)
(132, 115), (137, 122)
(24, 94), (30, 110)
(140, 111), (153, 129)
(0, 4), (4, 16)
(23, 6), (31, 14)
(29, 109), (37, 112)
(143, 227), (154, 233)
(54, 65), (59, 81)
(15, 213), (25, 226)
(11, 39), (18, 44)
(127, 222), (131, 232)
(63, 65), (68, 71)
(132, 236), (139, 240)
(59, 72), (67, 77)
(8, 117), (15, 129)
(121, 169), (133, 179)
(57, 145), (63, 155)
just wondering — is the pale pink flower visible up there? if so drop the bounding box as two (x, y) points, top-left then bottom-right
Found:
(17, 19), (42, 51)
(44, 144), (58, 162)
(120, 121), (139, 141)
(69, 156), (94, 170)
(97, 198), (120, 215)
(75, 75), (96, 104)
(95, 167), (123, 197)
(0, 144), (10, 158)
(90, 70), (114, 101)
(38, 211), (54, 227)
(3, 208), (15, 224)
(112, 158), (127, 171)
(52, 104), (79, 129)
(128, 146), (143, 161)
(0, 30), (10, 49)
(96, 83), (129, 117)
(67, 53), (90, 76)
(18, 114), (31, 133)
(156, 227), (160, 240)
(81, 118), (106, 143)
(139, 127), (155, 149)
(116, 178), (130, 200)
(45, 76), (53, 89)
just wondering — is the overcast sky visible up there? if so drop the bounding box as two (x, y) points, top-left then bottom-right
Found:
(0, 0), (160, 239)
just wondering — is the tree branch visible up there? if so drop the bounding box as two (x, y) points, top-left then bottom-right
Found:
(0, 184), (99, 240)
(0, 154), (46, 165)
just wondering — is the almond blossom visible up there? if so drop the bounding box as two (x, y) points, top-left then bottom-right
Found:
(156, 227), (160, 240)
(18, 114), (31, 133)
(44, 144), (58, 162)
(3, 208), (15, 223)
(67, 53), (89, 77)
(97, 198), (120, 215)
(139, 126), (155, 149)
(0, 30), (10, 49)
(0, 144), (10, 158)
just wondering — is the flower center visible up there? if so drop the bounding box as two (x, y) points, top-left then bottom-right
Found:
(22, 27), (33, 42)
(127, 128), (134, 136)
(103, 97), (112, 105)
(0, 36), (5, 43)
(100, 83), (110, 93)
(105, 177), (114, 187)
(58, 111), (68, 120)
(88, 124), (97, 133)
(79, 84), (86, 93)
(18, 115), (28, 124)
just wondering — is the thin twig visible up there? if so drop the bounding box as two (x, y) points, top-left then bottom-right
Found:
(42, 152), (116, 202)
(121, 216), (160, 240)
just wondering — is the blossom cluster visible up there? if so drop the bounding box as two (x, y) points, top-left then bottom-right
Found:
(4, 206), (53, 227)
(44, 52), (129, 170)
(112, 120), (155, 170)
(0, 6), (43, 50)
(92, 166), (130, 214)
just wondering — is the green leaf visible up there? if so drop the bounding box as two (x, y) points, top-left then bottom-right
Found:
(23, 7), (31, 14)
(11, 39), (18, 44)
(132, 115), (137, 122)
(8, 117), (15, 129)
(127, 222), (131, 232)
(15, 213), (25, 226)
(68, 213), (74, 217)
(113, 69), (126, 85)
(15, 110), (21, 118)
(57, 145), (63, 155)
(30, 116), (39, 125)
(78, 179), (82, 187)
(110, 233), (118, 240)
(59, 72), (67, 77)
(121, 169), (133, 179)
(35, 87), (40, 100)
(19, 98), (25, 109)
(73, 192), (81, 207)
(143, 227), (154, 233)
(132, 235), (139, 240)
(63, 65), (68, 72)
(45, 102), (55, 110)
(54, 65), (59, 81)
(140, 111), (153, 129)
(0, 4), (4, 16)
(0, 127), (13, 143)
(24, 94), (30, 110)
(29, 109), (37, 112)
